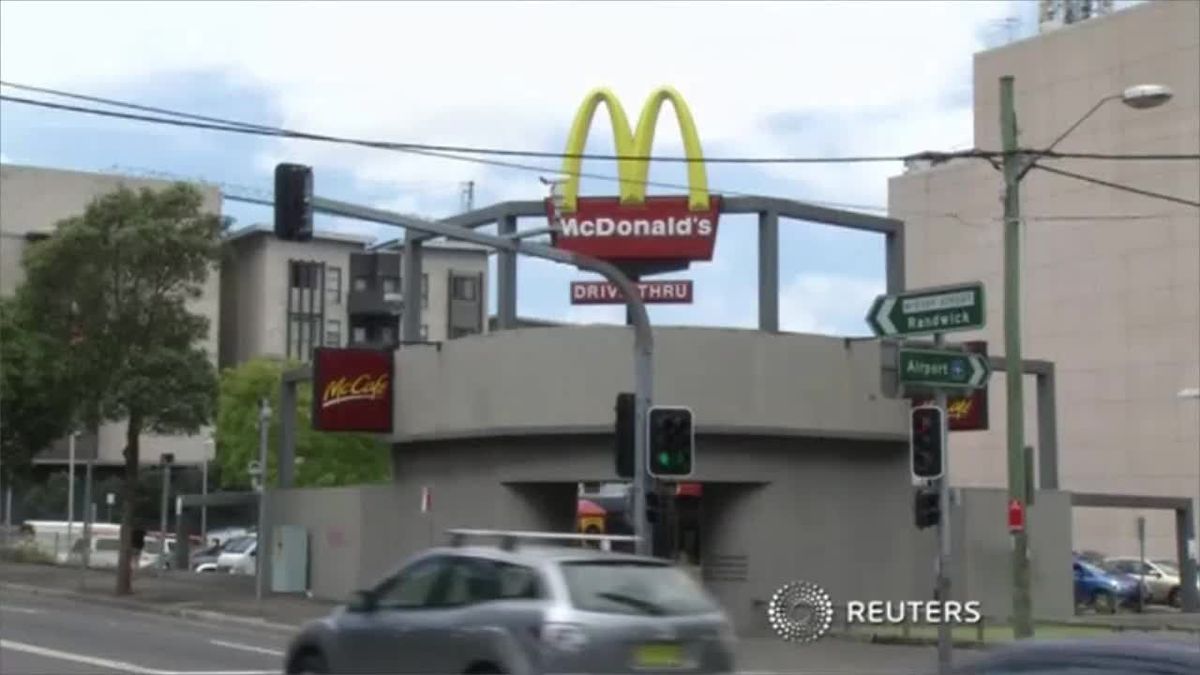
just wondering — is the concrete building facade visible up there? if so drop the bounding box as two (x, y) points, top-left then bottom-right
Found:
(888, 0), (1199, 558)
(0, 163), (222, 467)
(219, 227), (489, 367)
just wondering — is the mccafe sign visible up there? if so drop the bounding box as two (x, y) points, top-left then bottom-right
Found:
(312, 347), (394, 433)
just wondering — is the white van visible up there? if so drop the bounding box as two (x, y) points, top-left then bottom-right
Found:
(67, 534), (160, 569)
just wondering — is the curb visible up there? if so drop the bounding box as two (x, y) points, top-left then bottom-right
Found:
(0, 581), (301, 632)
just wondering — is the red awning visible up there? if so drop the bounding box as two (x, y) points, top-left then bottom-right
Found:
(577, 498), (606, 517)
(675, 482), (702, 498)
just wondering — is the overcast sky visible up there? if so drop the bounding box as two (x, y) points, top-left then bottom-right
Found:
(0, 0), (1128, 333)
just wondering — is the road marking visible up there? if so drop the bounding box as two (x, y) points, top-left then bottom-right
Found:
(0, 639), (277, 675)
(209, 639), (285, 657)
(0, 606), (43, 614)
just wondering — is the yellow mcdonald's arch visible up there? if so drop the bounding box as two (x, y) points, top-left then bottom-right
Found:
(559, 86), (710, 213)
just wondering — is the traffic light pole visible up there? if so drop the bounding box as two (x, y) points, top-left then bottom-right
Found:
(306, 193), (656, 556)
(934, 333), (951, 675)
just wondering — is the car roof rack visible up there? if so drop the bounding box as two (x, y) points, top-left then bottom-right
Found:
(445, 528), (640, 552)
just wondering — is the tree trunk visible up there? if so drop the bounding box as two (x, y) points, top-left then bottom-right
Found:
(115, 413), (141, 595)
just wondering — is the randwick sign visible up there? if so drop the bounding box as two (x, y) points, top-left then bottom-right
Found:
(312, 347), (394, 433)
(550, 86), (716, 305)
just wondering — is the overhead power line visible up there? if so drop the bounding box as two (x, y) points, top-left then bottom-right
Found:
(1032, 164), (1200, 209)
(2, 80), (1197, 164)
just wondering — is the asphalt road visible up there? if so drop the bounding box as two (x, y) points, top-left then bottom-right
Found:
(0, 587), (968, 675)
(0, 590), (288, 675)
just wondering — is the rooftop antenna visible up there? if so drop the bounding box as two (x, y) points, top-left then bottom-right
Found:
(460, 181), (475, 213)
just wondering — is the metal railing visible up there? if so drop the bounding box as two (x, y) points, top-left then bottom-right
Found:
(446, 528), (641, 551)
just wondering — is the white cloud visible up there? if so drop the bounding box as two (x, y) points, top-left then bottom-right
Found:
(778, 273), (884, 335)
(1, 0), (1014, 195)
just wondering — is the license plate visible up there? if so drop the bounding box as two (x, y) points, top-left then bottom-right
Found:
(634, 643), (684, 669)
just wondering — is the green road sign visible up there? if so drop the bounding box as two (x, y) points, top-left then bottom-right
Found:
(899, 348), (992, 389)
(867, 283), (985, 337)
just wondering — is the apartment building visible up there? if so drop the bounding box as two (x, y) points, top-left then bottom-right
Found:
(0, 163), (222, 467)
(219, 225), (489, 367)
(888, 0), (1199, 557)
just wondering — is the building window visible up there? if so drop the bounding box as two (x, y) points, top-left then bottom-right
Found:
(382, 276), (400, 295)
(326, 267), (342, 305)
(451, 276), (478, 302)
(291, 264), (319, 289)
(420, 324), (428, 340)
(380, 326), (395, 345)
(353, 276), (370, 292)
(325, 319), (342, 347)
(449, 326), (477, 340)
(422, 273), (429, 309)
(288, 315), (321, 360)
(352, 325), (367, 345)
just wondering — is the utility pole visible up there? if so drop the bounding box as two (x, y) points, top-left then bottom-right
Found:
(158, 453), (173, 573)
(934, 333), (951, 674)
(1000, 75), (1034, 638)
(256, 398), (271, 602)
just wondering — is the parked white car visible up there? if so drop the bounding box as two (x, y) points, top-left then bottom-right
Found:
(68, 535), (160, 569)
(215, 536), (257, 575)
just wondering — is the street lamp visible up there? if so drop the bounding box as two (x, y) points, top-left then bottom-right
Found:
(202, 437), (215, 545)
(999, 79), (1174, 639)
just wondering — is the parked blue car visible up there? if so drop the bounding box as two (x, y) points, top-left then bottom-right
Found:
(1073, 558), (1142, 613)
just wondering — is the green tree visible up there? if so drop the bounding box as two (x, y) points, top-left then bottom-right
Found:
(216, 357), (390, 490)
(0, 297), (78, 485)
(17, 183), (221, 595)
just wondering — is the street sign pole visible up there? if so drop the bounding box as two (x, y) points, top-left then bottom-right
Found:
(934, 332), (951, 675)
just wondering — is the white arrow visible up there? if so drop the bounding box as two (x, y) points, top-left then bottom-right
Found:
(876, 296), (898, 336)
(968, 354), (989, 387)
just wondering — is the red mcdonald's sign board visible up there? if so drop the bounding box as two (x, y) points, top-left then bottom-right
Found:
(913, 340), (989, 432)
(312, 347), (394, 433)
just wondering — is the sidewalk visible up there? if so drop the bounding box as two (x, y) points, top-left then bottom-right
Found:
(0, 560), (333, 629)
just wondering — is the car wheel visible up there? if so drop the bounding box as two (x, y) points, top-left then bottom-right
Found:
(289, 651), (329, 675)
(1091, 591), (1116, 614)
(1167, 587), (1181, 608)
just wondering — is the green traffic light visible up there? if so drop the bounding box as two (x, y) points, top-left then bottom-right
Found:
(658, 451), (671, 467)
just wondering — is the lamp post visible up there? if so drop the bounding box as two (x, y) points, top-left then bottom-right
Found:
(66, 430), (80, 558)
(202, 437), (215, 546)
(999, 78), (1173, 638)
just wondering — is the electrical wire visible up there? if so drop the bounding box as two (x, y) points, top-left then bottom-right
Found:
(3, 80), (1197, 163)
(4, 87), (1192, 221)
(1031, 164), (1200, 209)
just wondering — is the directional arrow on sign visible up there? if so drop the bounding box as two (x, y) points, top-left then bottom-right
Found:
(866, 282), (986, 338)
(899, 347), (992, 390)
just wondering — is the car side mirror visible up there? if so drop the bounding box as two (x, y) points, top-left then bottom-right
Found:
(348, 590), (377, 613)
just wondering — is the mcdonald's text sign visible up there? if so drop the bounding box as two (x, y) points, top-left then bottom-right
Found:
(548, 87), (720, 263)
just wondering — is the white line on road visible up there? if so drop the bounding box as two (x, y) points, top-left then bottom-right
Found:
(209, 639), (285, 657)
(0, 638), (277, 675)
(0, 606), (43, 614)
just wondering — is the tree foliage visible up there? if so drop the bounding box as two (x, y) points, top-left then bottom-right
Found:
(0, 297), (78, 483)
(216, 358), (390, 490)
(16, 183), (222, 594)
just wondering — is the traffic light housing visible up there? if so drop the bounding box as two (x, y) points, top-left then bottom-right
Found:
(647, 406), (694, 478)
(910, 405), (945, 481)
(275, 163), (313, 242)
(615, 392), (635, 479)
(914, 486), (941, 529)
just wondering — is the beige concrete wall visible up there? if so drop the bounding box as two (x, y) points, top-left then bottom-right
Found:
(888, 0), (1200, 558)
(0, 163), (222, 465)
(390, 326), (908, 443)
(417, 247), (490, 342)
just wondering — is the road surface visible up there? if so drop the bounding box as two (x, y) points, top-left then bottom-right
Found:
(1, 590), (286, 675)
(0, 586), (966, 674)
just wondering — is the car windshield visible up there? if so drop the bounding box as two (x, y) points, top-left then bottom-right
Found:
(1077, 560), (1109, 577)
(559, 561), (718, 616)
(223, 537), (255, 553)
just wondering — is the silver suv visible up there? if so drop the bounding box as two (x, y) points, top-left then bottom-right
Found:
(284, 530), (736, 674)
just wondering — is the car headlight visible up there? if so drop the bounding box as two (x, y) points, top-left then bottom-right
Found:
(541, 622), (588, 652)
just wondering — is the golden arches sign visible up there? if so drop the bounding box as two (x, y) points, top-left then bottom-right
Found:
(558, 86), (710, 213)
